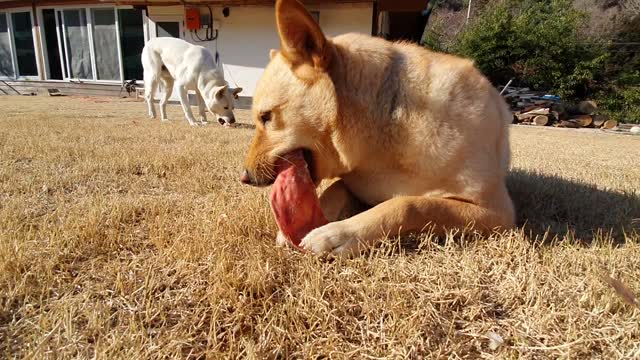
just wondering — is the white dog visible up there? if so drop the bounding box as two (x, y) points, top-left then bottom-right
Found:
(141, 37), (242, 126)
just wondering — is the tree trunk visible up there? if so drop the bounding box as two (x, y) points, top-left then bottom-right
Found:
(570, 115), (593, 128)
(516, 108), (550, 121)
(556, 120), (581, 128)
(533, 115), (549, 126)
(592, 115), (608, 128)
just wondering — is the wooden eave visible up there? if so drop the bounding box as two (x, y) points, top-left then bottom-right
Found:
(0, 0), (377, 10)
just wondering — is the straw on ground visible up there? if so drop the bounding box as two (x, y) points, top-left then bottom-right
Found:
(1, 96), (639, 358)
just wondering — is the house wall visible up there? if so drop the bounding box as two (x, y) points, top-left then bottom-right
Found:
(1, 2), (373, 103)
(147, 3), (373, 97)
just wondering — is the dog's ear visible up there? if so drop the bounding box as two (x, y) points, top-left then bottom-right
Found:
(232, 87), (243, 99)
(269, 49), (278, 60)
(215, 84), (229, 99)
(276, 0), (331, 80)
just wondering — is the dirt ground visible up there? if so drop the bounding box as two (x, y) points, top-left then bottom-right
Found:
(1, 95), (639, 358)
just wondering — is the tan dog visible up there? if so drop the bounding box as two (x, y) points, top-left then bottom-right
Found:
(241, 0), (515, 256)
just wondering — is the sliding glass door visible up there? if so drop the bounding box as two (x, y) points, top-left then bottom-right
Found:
(91, 8), (120, 81)
(4, 6), (145, 82)
(40, 7), (145, 83)
(43, 7), (125, 82)
(60, 9), (93, 80)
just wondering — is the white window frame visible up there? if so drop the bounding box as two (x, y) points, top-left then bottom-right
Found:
(2, 8), (41, 80)
(49, 8), (69, 80)
(148, 15), (184, 40)
(0, 12), (18, 80)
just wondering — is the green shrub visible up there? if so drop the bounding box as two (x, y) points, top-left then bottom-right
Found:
(454, 0), (607, 100)
(595, 15), (640, 123)
(595, 72), (640, 123)
(424, 0), (639, 123)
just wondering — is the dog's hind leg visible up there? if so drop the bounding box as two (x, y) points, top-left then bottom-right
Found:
(196, 91), (207, 125)
(177, 85), (198, 126)
(159, 76), (174, 122)
(144, 73), (158, 119)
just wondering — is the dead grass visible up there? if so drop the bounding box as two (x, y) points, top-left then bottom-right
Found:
(0, 95), (639, 359)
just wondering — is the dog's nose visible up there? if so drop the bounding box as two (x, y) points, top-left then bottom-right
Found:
(229, 116), (236, 124)
(240, 169), (251, 184)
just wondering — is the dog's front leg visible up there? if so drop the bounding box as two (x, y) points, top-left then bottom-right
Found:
(177, 86), (198, 126)
(300, 195), (514, 257)
(196, 91), (207, 125)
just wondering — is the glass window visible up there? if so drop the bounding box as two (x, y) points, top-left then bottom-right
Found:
(63, 9), (93, 79)
(0, 13), (15, 77)
(118, 8), (145, 81)
(11, 11), (37, 76)
(91, 8), (119, 80)
(156, 21), (179, 38)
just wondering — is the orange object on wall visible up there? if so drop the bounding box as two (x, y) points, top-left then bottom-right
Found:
(185, 8), (201, 30)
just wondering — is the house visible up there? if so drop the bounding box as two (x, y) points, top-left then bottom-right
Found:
(0, 0), (429, 104)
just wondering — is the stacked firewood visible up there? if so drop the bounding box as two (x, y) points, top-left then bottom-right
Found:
(512, 101), (618, 129)
(502, 87), (618, 129)
(501, 87), (558, 109)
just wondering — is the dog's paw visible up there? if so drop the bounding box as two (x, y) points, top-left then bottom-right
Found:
(300, 221), (361, 257)
(275, 231), (292, 248)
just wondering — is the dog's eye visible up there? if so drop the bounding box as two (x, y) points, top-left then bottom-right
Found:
(224, 106), (229, 110)
(260, 111), (272, 124)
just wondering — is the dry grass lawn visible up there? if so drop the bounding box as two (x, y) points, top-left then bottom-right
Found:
(1, 95), (639, 358)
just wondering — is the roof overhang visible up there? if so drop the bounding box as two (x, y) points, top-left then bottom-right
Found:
(0, 0), (375, 10)
(0, 0), (430, 12)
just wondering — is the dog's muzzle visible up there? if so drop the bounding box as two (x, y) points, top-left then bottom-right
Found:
(240, 169), (252, 184)
(218, 115), (236, 126)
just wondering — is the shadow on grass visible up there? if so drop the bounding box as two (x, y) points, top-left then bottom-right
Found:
(387, 169), (640, 252)
(507, 169), (640, 244)
(232, 123), (256, 130)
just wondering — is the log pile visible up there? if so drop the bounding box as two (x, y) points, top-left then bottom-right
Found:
(502, 87), (618, 129)
(501, 87), (560, 110)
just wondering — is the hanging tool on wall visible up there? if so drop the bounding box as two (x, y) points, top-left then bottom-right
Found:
(190, 5), (218, 42)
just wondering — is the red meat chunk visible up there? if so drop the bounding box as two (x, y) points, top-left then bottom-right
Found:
(269, 150), (328, 248)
